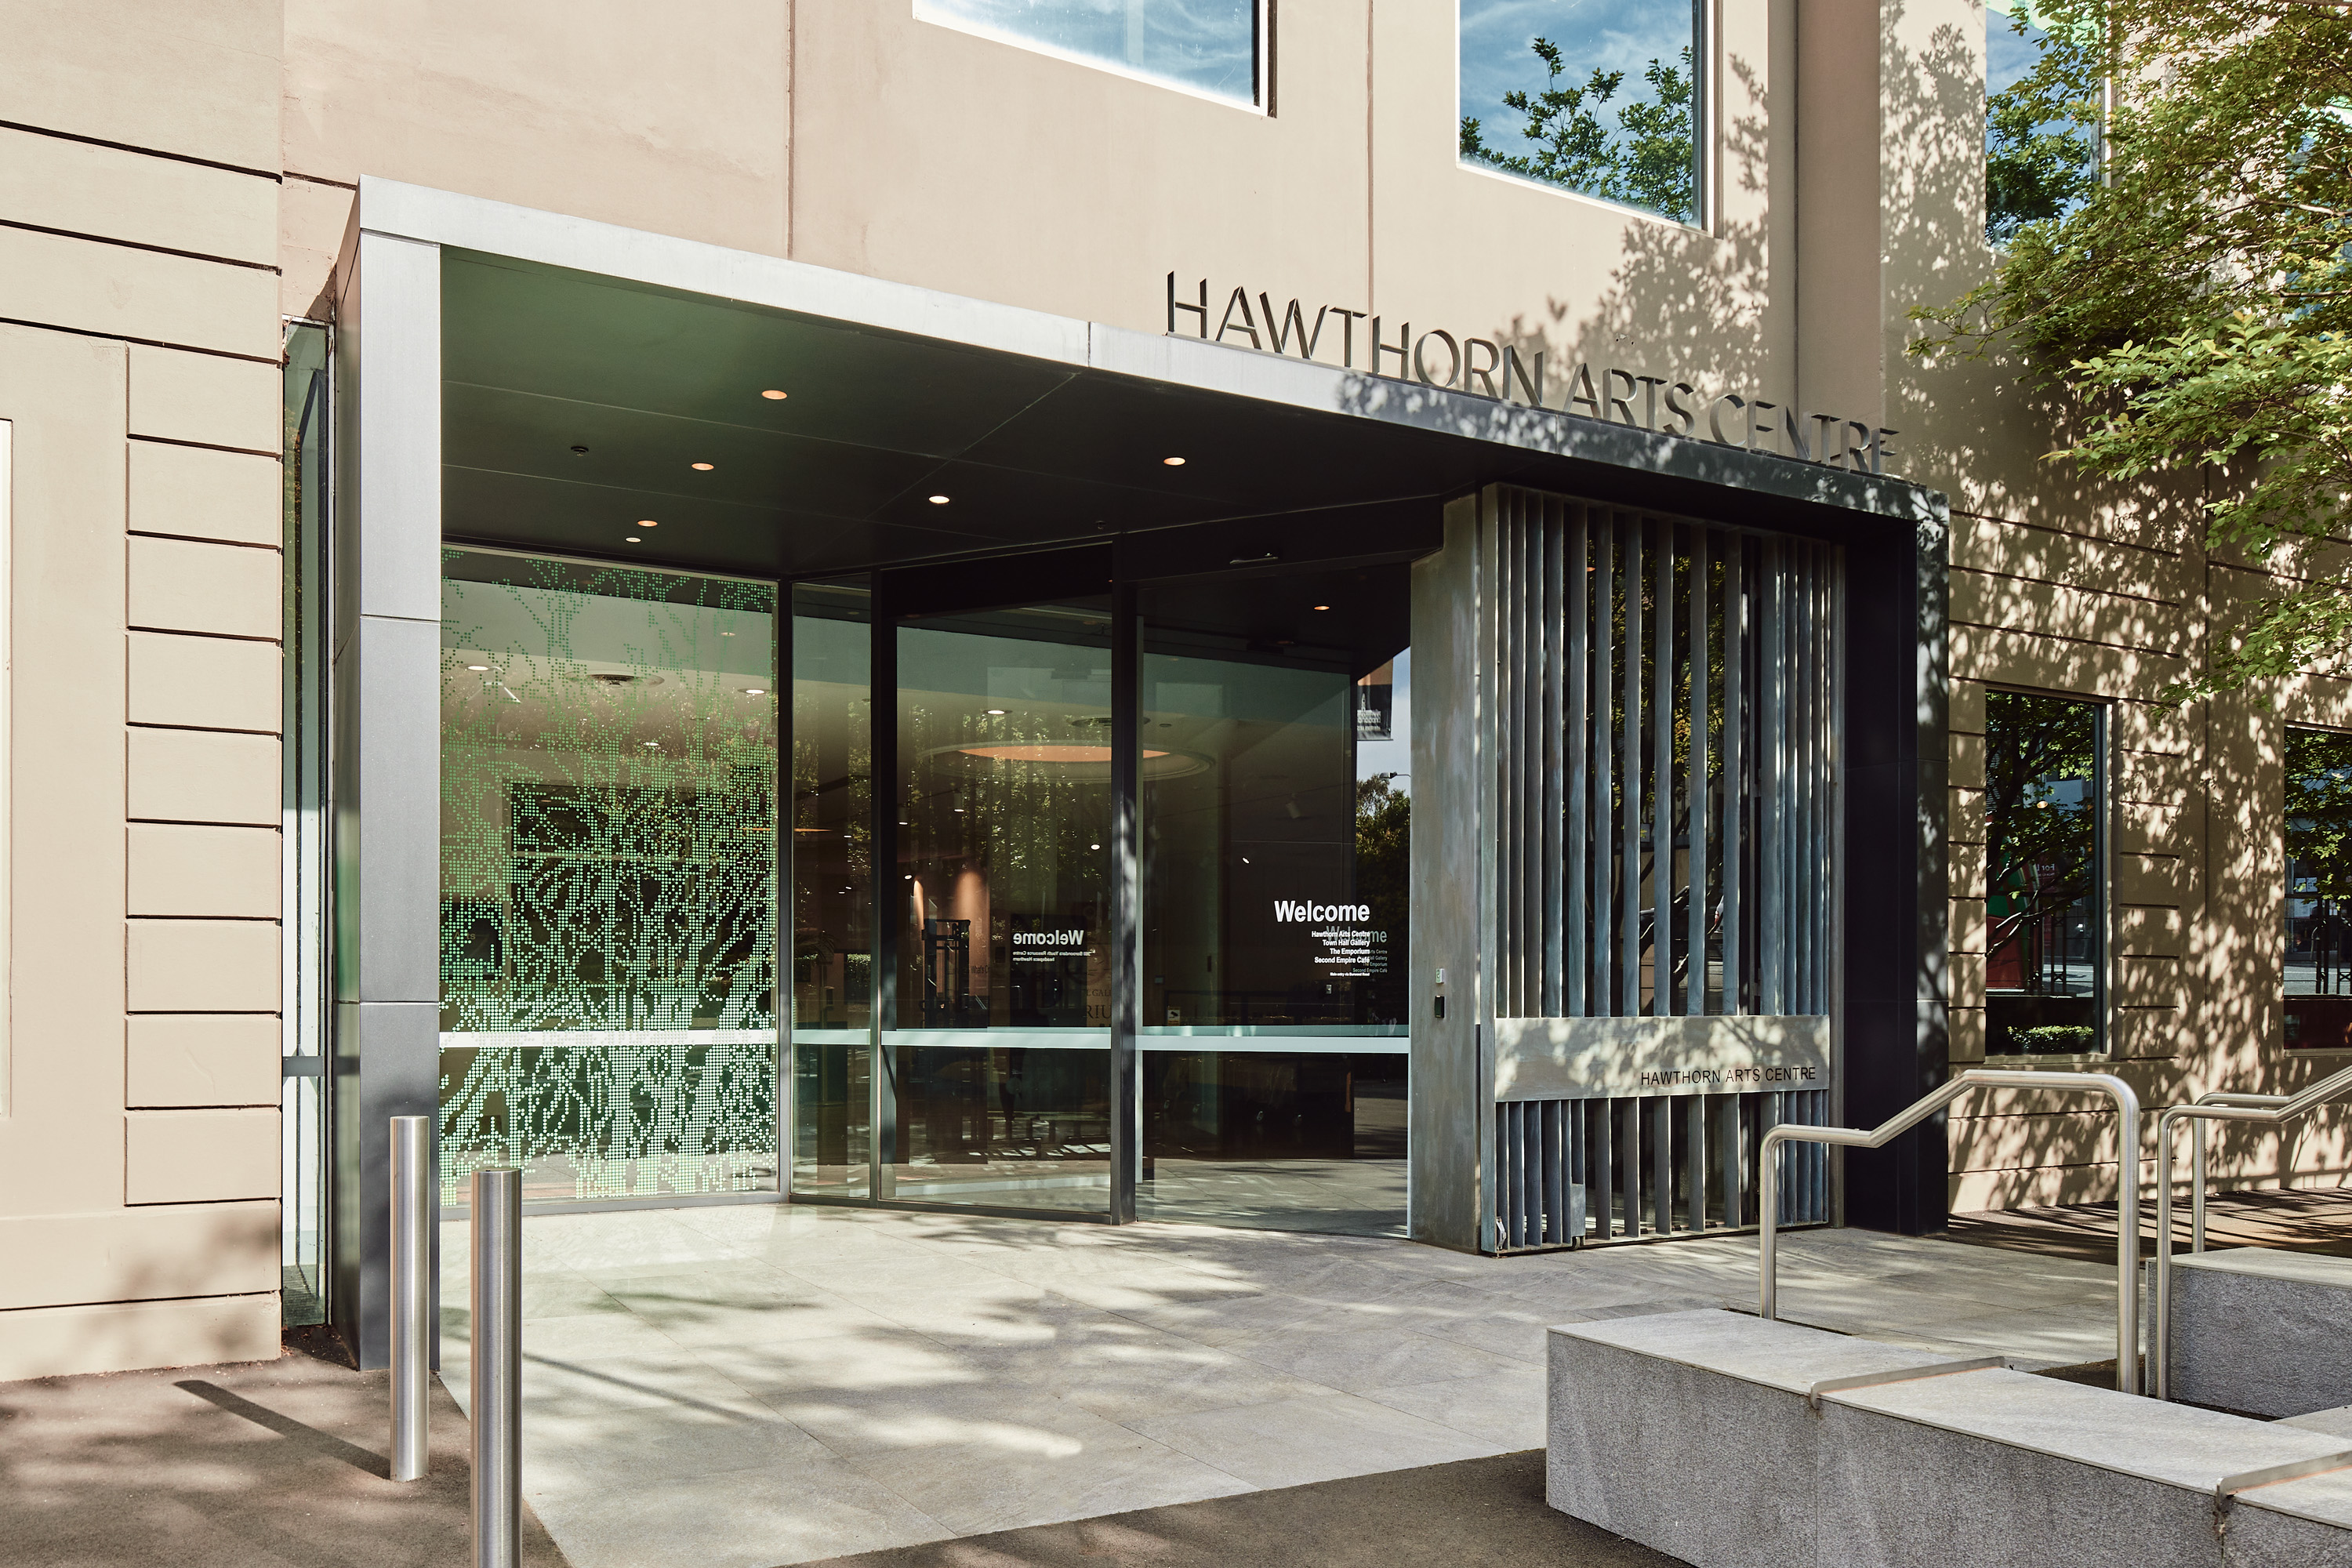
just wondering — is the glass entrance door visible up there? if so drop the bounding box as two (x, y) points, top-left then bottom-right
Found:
(882, 597), (1117, 1213)
(786, 556), (1413, 1234)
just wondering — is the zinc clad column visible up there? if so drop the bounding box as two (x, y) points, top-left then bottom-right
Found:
(330, 223), (445, 1371)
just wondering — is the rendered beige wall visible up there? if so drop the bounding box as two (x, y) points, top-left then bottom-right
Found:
(0, 0), (285, 1381)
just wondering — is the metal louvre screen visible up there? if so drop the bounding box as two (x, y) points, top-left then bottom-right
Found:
(1487, 488), (1838, 1249)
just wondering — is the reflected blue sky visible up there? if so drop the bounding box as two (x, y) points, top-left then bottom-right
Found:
(919, 0), (1257, 104)
(1460, 0), (1696, 169)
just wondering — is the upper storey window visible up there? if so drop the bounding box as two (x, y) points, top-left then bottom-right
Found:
(1458, 0), (1703, 226)
(1984, 0), (2098, 245)
(917, 1), (1263, 108)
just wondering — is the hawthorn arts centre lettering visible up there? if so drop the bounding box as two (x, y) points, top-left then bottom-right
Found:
(1167, 274), (1900, 476)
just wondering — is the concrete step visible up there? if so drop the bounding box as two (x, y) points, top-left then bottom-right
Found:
(1548, 1308), (2352, 1567)
(2167, 1248), (2352, 1419)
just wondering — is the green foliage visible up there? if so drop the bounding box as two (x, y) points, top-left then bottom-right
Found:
(1984, 691), (2099, 965)
(2011, 1023), (2097, 1052)
(1917, 0), (2352, 699)
(1461, 41), (1699, 224)
(1356, 772), (1410, 1023)
(2288, 726), (2352, 901)
(1984, 11), (2102, 245)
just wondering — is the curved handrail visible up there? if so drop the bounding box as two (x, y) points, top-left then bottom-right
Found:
(2151, 1060), (2352, 1399)
(1760, 1069), (2143, 1392)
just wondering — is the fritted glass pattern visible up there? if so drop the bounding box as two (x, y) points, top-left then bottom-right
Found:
(918, 0), (1258, 106)
(1459, 0), (1702, 224)
(1984, 690), (2103, 1056)
(1137, 567), (1410, 1236)
(438, 551), (779, 1203)
(2285, 726), (2352, 1049)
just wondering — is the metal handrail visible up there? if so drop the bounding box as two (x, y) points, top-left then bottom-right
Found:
(2151, 1060), (2352, 1399)
(1760, 1069), (2143, 1392)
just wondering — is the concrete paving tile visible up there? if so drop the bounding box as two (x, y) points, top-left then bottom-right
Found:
(840, 1424), (1253, 1537)
(708, 1327), (989, 1397)
(524, 1403), (833, 1490)
(752, 1381), (1109, 1459)
(1359, 1363), (1549, 1450)
(1127, 1391), (1504, 1490)
(962, 1327), (1342, 1423)
(1223, 1322), (1534, 1394)
(528, 1454), (955, 1568)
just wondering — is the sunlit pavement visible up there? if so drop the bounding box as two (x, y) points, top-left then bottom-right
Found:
(437, 1206), (2119, 1568)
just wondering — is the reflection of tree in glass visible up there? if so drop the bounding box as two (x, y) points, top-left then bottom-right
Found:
(1459, 41), (1697, 224)
(1356, 772), (1409, 1025)
(1984, 691), (2096, 991)
(2287, 728), (2352, 995)
(1984, 9), (2100, 246)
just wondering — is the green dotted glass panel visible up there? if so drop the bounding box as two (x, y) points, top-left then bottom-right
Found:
(439, 550), (779, 1203)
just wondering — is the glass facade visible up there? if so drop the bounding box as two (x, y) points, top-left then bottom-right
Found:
(281, 321), (331, 1323)
(1459, 0), (1703, 225)
(886, 599), (1118, 1212)
(785, 564), (1411, 1232)
(1138, 570), (1410, 1235)
(2285, 725), (2352, 1049)
(1984, 690), (2103, 1056)
(916, 0), (1261, 107)
(438, 550), (780, 1204)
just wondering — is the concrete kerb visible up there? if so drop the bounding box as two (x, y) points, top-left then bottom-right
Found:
(1547, 1308), (2352, 1568)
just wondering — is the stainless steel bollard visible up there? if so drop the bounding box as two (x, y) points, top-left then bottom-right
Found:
(389, 1115), (433, 1482)
(470, 1167), (522, 1568)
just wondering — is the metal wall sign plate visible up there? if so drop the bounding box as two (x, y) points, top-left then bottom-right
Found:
(1492, 1014), (1830, 1102)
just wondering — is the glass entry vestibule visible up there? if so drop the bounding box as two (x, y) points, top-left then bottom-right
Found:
(786, 550), (1414, 1235)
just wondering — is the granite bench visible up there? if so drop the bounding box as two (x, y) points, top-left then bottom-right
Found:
(1548, 1308), (2352, 1567)
(2167, 1248), (2352, 1419)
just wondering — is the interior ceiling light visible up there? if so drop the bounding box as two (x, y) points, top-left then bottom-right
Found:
(760, 389), (788, 401)
(466, 664), (489, 672)
(1162, 456), (1186, 466)
(571, 445), (590, 455)
(985, 708), (1007, 716)
(642, 741), (660, 748)
(638, 519), (659, 528)
(745, 688), (767, 696)
(927, 494), (951, 505)
(625, 535), (642, 543)
(960, 744), (1170, 764)
(691, 462), (715, 471)
(1090, 843), (1102, 851)
(1313, 604), (1331, 611)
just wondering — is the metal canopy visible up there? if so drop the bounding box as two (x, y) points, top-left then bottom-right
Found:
(434, 238), (1943, 584)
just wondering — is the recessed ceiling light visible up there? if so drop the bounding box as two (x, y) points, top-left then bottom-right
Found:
(642, 741), (660, 748)
(1163, 456), (1186, 466)
(1313, 604), (1331, 611)
(985, 708), (1006, 716)
(638, 519), (659, 528)
(466, 664), (489, 672)
(570, 445), (589, 456)
(928, 494), (950, 505)
(760, 389), (788, 401)
(691, 462), (715, 471)
(626, 535), (642, 543)
(1090, 843), (1102, 851)
(745, 688), (767, 696)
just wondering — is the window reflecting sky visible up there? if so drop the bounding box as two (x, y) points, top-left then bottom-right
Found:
(1460, 0), (1694, 170)
(920, 0), (1257, 104)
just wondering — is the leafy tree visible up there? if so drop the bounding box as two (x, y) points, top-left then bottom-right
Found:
(1356, 772), (1410, 1023)
(1983, 9), (2101, 245)
(1916, 0), (2352, 697)
(1461, 41), (1699, 224)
